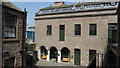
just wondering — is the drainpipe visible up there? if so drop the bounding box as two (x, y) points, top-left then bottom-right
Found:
(1, 2), (3, 68)
(117, 1), (120, 68)
(22, 8), (27, 68)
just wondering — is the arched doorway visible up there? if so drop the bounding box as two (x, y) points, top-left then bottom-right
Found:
(50, 46), (58, 61)
(61, 47), (70, 62)
(40, 46), (47, 59)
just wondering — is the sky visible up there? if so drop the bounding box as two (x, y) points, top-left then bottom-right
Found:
(12, 2), (53, 27)
(12, 2), (76, 27)
(7, 0), (120, 2)
(11, 0), (107, 27)
(8, 0), (96, 2)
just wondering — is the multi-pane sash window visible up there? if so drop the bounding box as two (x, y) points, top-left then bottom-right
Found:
(59, 25), (65, 41)
(4, 26), (16, 39)
(89, 24), (97, 35)
(75, 24), (81, 35)
(47, 25), (52, 35)
(4, 14), (17, 39)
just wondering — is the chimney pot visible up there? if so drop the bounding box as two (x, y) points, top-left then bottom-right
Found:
(54, 1), (65, 6)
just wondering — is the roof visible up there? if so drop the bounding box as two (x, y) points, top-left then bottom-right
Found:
(117, 1), (120, 14)
(40, 4), (74, 10)
(0, 1), (23, 12)
(40, 2), (115, 10)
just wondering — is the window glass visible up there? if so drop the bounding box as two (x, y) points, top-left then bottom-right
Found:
(108, 23), (117, 43)
(89, 50), (96, 62)
(75, 24), (81, 35)
(4, 26), (16, 38)
(89, 24), (97, 35)
(47, 25), (52, 35)
(59, 25), (65, 41)
(4, 13), (17, 39)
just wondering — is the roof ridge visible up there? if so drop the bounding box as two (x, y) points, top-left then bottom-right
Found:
(40, 1), (118, 10)
(1, 0), (23, 12)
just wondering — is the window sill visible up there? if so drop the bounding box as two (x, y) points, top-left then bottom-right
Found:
(60, 41), (65, 44)
(3, 38), (19, 42)
(59, 40), (65, 41)
(74, 35), (81, 37)
(89, 35), (97, 36)
(46, 35), (52, 36)
(89, 35), (98, 38)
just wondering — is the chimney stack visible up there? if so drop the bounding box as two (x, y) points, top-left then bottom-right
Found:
(54, 1), (65, 6)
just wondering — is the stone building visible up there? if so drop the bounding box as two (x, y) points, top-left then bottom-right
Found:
(1, 2), (27, 68)
(35, 1), (119, 67)
(26, 29), (35, 43)
(117, 1), (120, 68)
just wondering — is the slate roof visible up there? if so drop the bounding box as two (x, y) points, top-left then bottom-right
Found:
(0, 0), (23, 12)
(40, 2), (114, 10)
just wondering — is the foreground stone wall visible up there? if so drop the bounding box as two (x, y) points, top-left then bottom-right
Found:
(3, 42), (22, 66)
(2, 6), (25, 67)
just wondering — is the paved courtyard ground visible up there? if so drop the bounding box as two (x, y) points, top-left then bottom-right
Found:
(36, 59), (75, 66)
(36, 59), (87, 68)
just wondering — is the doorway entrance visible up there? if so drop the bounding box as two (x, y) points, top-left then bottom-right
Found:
(61, 47), (70, 62)
(50, 46), (58, 61)
(74, 49), (81, 65)
(40, 46), (47, 59)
